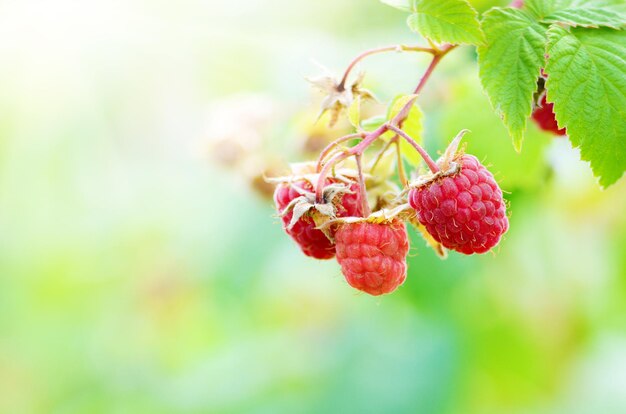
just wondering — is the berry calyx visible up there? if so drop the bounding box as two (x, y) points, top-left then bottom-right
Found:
(274, 177), (362, 259)
(408, 154), (508, 255)
(335, 219), (409, 296)
(532, 95), (566, 136)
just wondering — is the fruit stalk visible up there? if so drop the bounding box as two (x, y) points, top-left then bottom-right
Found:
(315, 124), (388, 202)
(369, 137), (395, 173)
(354, 153), (371, 216)
(316, 132), (364, 172)
(387, 124), (439, 173)
(394, 138), (408, 187)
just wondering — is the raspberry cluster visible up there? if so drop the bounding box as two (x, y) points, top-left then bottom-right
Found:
(268, 32), (511, 297)
(272, 136), (509, 296)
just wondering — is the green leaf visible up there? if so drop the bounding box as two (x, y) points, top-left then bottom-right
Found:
(406, 0), (483, 45)
(379, 0), (416, 12)
(524, 0), (552, 18)
(439, 72), (551, 190)
(545, 26), (626, 187)
(387, 94), (424, 166)
(361, 115), (386, 132)
(348, 96), (362, 130)
(526, 0), (626, 29)
(477, 8), (547, 150)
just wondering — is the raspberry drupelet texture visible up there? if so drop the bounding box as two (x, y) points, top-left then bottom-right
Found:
(408, 155), (508, 255)
(335, 220), (409, 296)
(274, 178), (362, 260)
(532, 95), (566, 136)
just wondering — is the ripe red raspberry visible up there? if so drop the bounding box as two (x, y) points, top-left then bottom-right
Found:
(335, 220), (409, 296)
(274, 178), (362, 259)
(532, 95), (566, 136)
(408, 155), (508, 255)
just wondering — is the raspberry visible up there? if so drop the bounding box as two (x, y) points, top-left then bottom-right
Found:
(335, 220), (409, 296)
(274, 178), (362, 259)
(532, 95), (566, 136)
(408, 155), (508, 255)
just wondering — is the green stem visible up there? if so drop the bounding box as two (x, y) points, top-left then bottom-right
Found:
(369, 138), (395, 174)
(355, 154), (371, 216)
(394, 137), (408, 187)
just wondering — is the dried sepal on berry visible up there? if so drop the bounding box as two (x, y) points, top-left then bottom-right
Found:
(408, 129), (470, 190)
(277, 181), (356, 230)
(266, 162), (370, 234)
(319, 202), (412, 231)
(271, 166), (365, 260)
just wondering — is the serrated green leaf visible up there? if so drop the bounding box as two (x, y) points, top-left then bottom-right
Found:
(544, 7), (626, 29)
(545, 26), (626, 187)
(387, 94), (424, 166)
(348, 96), (361, 130)
(526, 0), (626, 29)
(406, 0), (483, 45)
(379, 0), (416, 12)
(477, 8), (547, 150)
(524, 0), (554, 18)
(440, 72), (551, 190)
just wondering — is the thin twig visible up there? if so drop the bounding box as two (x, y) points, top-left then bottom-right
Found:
(315, 124), (389, 203)
(339, 44), (435, 89)
(316, 132), (364, 172)
(355, 154), (371, 216)
(369, 137), (395, 173)
(315, 151), (349, 202)
(394, 138), (408, 187)
(391, 44), (456, 127)
(387, 124), (439, 174)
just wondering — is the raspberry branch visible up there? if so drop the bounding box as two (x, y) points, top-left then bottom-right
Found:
(315, 44), (457, 203)
(272, 13), (513, 289)
(338, 44), (436, 91)
(391, 44), (456, 126)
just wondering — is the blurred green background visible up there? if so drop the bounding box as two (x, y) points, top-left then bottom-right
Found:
(1, 0), (625, 413)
